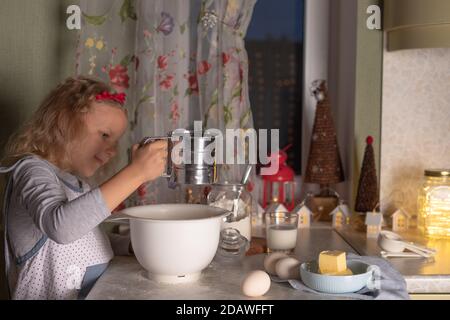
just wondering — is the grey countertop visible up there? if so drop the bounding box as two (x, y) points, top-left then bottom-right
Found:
(336, 227), (450, 293)
(87, 224), (450, 299)
(86, 255), (347, 300)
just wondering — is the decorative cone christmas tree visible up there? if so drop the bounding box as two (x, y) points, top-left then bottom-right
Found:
(304, 80), (345, 221)
(355, 136), (379, 213)
(304, 81), (344, 186)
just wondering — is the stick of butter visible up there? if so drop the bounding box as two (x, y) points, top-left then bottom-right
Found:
(318, 251), (347, 274)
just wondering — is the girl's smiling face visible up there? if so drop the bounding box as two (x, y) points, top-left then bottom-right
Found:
(68, 101), (128, 178)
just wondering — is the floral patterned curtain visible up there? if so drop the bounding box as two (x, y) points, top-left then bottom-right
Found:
(77, 0), (257, 203)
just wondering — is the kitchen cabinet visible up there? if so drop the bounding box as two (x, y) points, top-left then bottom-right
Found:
(384, 0), (450, 50)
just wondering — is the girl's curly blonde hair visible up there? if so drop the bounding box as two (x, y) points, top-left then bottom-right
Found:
(2, 76), (118, 169)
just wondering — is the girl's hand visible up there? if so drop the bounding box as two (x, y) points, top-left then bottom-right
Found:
(100, 140), (168, 212)
(130, 140), (168, 182)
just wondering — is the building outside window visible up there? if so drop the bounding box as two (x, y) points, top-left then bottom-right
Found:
(246, 0), (304, 174)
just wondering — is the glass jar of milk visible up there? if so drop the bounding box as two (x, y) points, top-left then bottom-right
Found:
(207, 183), (252, 242)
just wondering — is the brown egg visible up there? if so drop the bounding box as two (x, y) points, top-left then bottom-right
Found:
(275, 257), (300, 280)
(263, 252), (289, 275)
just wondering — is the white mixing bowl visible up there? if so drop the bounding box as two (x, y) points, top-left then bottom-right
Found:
(118, 204), (230, 284)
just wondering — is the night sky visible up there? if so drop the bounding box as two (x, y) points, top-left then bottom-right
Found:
(246, 0), (304, 41)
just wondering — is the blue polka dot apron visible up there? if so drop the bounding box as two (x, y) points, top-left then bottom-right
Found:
(1, 158), (113, 299)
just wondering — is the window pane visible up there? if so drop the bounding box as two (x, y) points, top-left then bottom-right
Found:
(246, 0), (304, 174)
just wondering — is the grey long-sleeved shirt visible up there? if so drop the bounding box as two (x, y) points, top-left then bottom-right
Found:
(5, 156), (130, 260)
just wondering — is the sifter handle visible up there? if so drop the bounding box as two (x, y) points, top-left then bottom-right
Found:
(139, 136), (173, 178)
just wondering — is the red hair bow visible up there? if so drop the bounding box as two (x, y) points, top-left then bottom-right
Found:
(95, 91), (126, 105)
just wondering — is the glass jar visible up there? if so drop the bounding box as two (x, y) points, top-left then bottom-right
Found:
(207, 183), (252, 242)
(418, 169), (450, 238)
(214, 228), (248, 264)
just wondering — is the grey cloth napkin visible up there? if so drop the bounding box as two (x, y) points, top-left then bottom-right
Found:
(271, 253), (410, 300)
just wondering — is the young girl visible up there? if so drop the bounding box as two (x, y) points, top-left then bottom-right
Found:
(1, 76), (167, 300)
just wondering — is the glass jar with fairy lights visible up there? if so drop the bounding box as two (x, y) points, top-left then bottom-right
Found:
(418, 169), (450, 238)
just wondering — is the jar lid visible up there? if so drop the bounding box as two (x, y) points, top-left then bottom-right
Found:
(219, 228), (247, 251)
(425, 169), (450, 177)
(212, 183), (244, 191)
(221, 228), (241, 243)
(214, 181), (244, 186)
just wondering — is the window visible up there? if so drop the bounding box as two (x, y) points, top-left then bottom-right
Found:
(246, 0), (304, 174)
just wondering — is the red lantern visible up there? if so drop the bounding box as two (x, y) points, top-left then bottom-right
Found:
(261, 148), (296, 211)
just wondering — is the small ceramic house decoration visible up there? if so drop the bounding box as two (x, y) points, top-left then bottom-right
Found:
(292, 203), (313, 229)
(265, 203), (289, 217)
(391, 208), (411, 232)
(329, 201), (351, 229)
(365, 211), (384, 238)
(252, 203), (266, 227)
(256, 203), (265, 219)
(252, 203), (265, 220)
